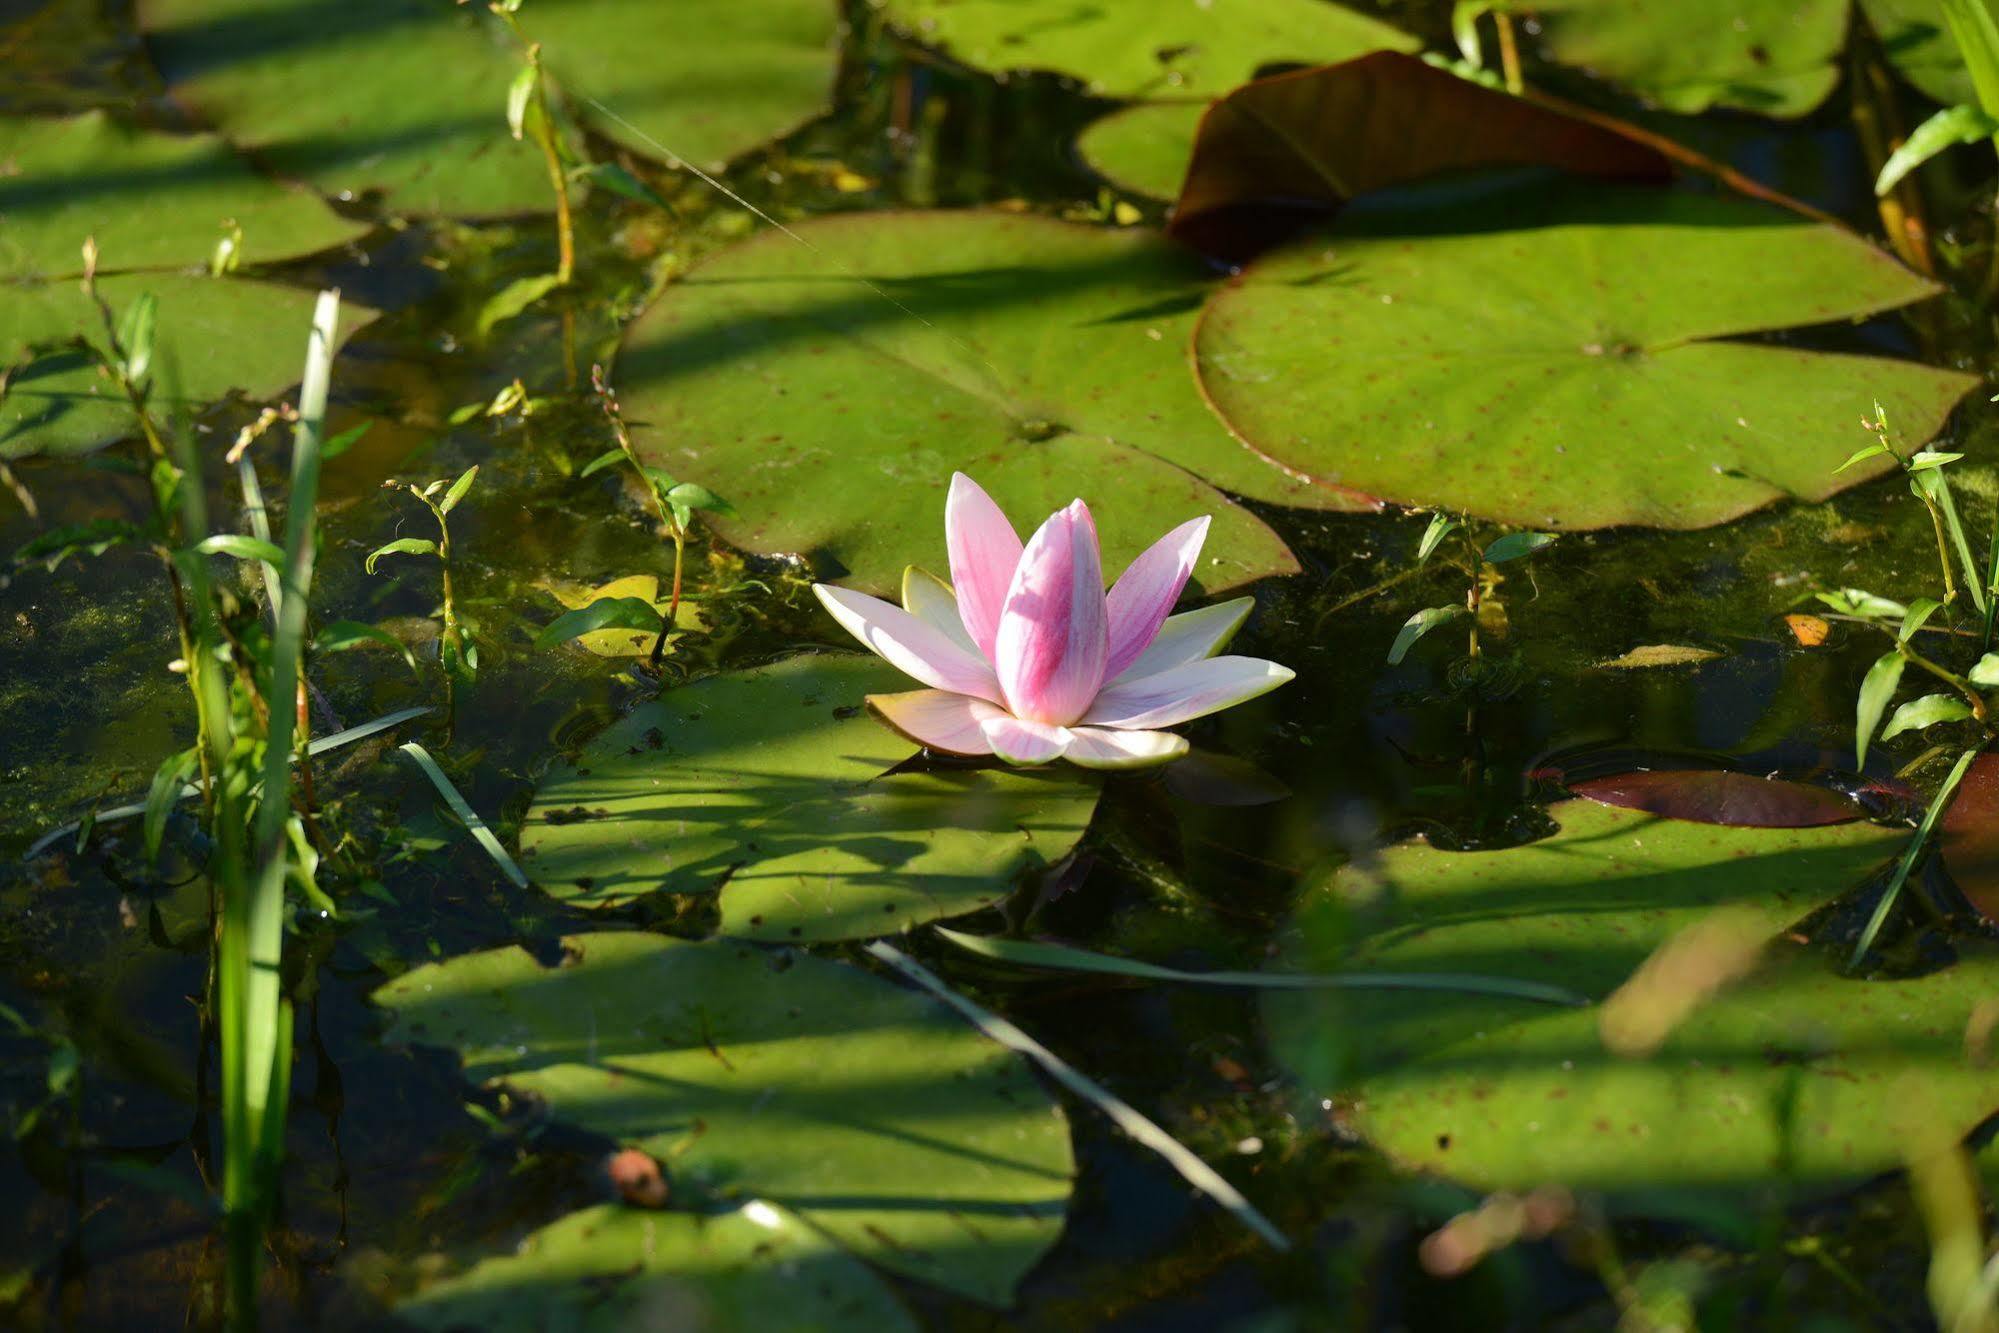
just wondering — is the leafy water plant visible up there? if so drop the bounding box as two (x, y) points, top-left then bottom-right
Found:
(535, 365), (731, 668)
(486, 0), (575, 287)
(366, 466), (481, 686)
(1387, 513), (1555, 674)
(813, 473), (1292, 768)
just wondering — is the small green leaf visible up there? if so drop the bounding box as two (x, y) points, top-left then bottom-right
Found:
(440, 465), (479, 513)
(668, 500), (693, 530)
(143, 747), (199, 865)
(447, 402), (485, 425)
(1832, 441), (1892, 474)
(319, 422), (371, 460)
(1907, 449), (1966, 472)
(364, 537), (438, 573)
(12, 519), (142, 569)
(664, 481), (735, 516)
(1450, 0), (1490, 65)
(640, 465), (679, 496)
(1900, 596), (1943, 643)
(314, 619), (416, 669)
(1388, 605), (1465, 665)
(1880, 692), (1975, 741)
(505, 64), (537, 140)
(532, 596), (665, 650)
(1415, 512), (1458, 564)
(1876, 103), (1999, 197)
(1857, 650), (1907, 768)
(194, 533), (286, 565)
(576, 448), (626, 479)
(473, 273), (561, 337)
(117, 292), (158, 383)
(1481, 531), (1555, 563)
(570, 160), (672, 210)
(1971, 653), (1999, 688)
(1817, 588), (1908, 620)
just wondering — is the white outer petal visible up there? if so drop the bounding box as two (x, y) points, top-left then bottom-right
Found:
(813, 583), (1003, 704)
(866, 689), (996, 756)
(979, 713), (1071, 765)
(1080, 655), (1294, 730)
(1110, 598), (1255, 684)
(1065, 727), (1189, 770)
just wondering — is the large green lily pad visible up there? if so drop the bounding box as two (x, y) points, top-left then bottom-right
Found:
(1529, 0), (1848, 118)
(615, 210), (1360, 597)
(376, 931), (1074, 1305)
(1195, 180), (1975, 530)
(140, 0), (837, 215)
(400, 1203), (918, 1332)
(0, 112), (376, 458)
(877, 0), (1413, 99)
(1259, 799), (1999, 1195)
(1078, 102), (1207, 202)
(520, 655), (1100, 940)
(1861, 0), (1974, 106)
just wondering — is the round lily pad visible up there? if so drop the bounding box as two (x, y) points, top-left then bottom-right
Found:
(2, 272), (374, 460)
(399, 1203), (919, 1332)
(376, 930), (1075, 1305)
(615, 210), (1358, 598)
(1077, 102), (1207, 201)
(1529, 0), (1847, 118)
(140, 0), (837, 215)
(519, 654), (1100, 940)
(877, 0), (1413, 99)
(1257, 799), (1999, 1197)
(1195, 180), (1976, 530)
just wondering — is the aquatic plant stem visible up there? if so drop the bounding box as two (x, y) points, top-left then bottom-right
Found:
(649, 526), (685, 670)
(1983, 498), (1999, 652)
(1900, 640), (1988, 723)
(1849, 746), (1979, 970)
(1493, 9), (1523, 94)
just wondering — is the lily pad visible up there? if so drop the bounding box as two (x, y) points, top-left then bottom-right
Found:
(1078, 102), (1208, 202)
(615, 209), (1359, 598)
(1861, 0), (1974, 106)
(1195, 180), (1975, 530)
(1164, 54), (1672, 262)
(140, 0), (837, 215)
(376, 930), (1075, 1305)
(1529, 0), (1848, 118)
(519, 654), (1100, 940)
(1941, 752), (1999, 922)
(1255, 799), (1999, 1197)
(399, 1203), (918, 1332)
(1, 111), (367, 277)
(876, 0), (1413, 99)
(1, 272), (373, 459)
(1569, 769), (1861, 827)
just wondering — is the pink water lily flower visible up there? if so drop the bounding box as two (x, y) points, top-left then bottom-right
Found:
(812, 473), (1294, 769)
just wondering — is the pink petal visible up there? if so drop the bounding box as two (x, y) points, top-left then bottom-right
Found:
(945, 473), (1023, 663)
(1103, 516), (1209, 679)
(1065, 727), (1188, 770)
(993, 500), (1109, 726)
(1112, 597), (1255, 684)
(813, 583), (1004, 704)
(979, 712), (1070, 765)
(1079, 655), (1294, 730)
(867, 689), (996, 756)
(901, 566), (979, 657)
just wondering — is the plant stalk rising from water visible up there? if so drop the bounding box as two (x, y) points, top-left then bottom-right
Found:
(814, 474), (1292, 768)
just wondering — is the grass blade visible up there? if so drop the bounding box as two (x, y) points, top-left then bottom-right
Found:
(1849, 746), (1980, 969)
(864, 941), (1291, 1253)
(934, 928), (1587, 1006)
(396, 742), (528, 888)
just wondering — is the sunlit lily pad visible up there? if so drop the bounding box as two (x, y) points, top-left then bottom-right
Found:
(0, 112), (376, 458)
(376, 930), (1074, 1305)
(1861, 0), (1973, 106)
(1196, 180), (1975, 530)
(400, 1203), (918, 1332)
(1256, 799), (1999, 1196)
(616, 210), (1360, 597)
(520, 654), (1100, 939)
(877, 0), (1412, 98)
(1529, 0), (1847, 117)
(140, 0), (837, 215)
(1077, 102), (1206, 201)
(1, 273), (373, 460)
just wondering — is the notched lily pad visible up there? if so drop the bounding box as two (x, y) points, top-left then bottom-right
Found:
(1196, 180), (1975, 530)
(520, 654), (1100, 939)
(1260, 799), (1989, 1197)
(399, 1203), (919, 1332)
(375, 930), (1074, 1305)
(616, 209), (1364, 598)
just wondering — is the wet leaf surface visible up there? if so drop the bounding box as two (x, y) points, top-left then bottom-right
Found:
(1196, 180), (1974, 529)
(376, 930), (1075, 1305)
(520, 655), (1100, 939)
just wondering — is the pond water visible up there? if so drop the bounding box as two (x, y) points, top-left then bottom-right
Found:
(2, 0), (1997, 1328)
